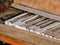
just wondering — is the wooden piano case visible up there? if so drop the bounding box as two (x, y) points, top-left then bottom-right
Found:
(0, 0), (60, 45)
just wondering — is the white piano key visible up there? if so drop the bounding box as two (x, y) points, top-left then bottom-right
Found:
(14, 25), (29, 31)
(8, 22), (13, 26)
(21, 14), (35, 22)
(30, 29), (34, 32)
(29, 25), (40, 31)
(33, 22), (60, 33)
(12, 15), (34, 25)
(30, 17), (46, 25)
(5, 13), (28, 22)
(24, 15), (39, 23)
(36, 19), (50, 26)
(41, 33), (45, 36)
(5, 21), (9, 26)
(5, 13), (28, 25)
(28, 21), (59, 32)
(40, 20), (54, 28)
(45, 34), (49, 37)
(49, 24), (60, 31)
(23, 17), (43, 27)
(52, 27), (60, 32)
(17, 16), (45, 28)
(35, 32), (40, 34)
(25, 15), (42, 23)
(49, 36), (53, 38)
(14, 25), (23, 29)
(10, 13), (30, 23)
(42, 22), (60, 31)
(27, 17), (46, 28)
(53, 37), (57, 40)
(57, 39), (60, 41)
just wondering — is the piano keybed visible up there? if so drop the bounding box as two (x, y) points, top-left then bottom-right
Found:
(5, 12), (60, 32)
(0, 6), (60, 41)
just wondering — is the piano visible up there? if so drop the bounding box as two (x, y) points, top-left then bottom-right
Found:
(0, 0), (60, 45)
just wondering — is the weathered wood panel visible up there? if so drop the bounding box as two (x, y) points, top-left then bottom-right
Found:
(14, 0), (60, 16)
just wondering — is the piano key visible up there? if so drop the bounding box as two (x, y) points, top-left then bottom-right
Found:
(29, 25), (40, 31)
(21, 14), (35, 22)
(31, 17), (46, 25)
(50, 26), (60, 32)
(40, 20), (55, 28)
(5, 13), (28, 25)
(48, 24), (60, 32)
(13, 15), (37, 25)
(56, 29), (60, 35)
(14, 25), (29, 31)
(9, 13), (34, 23)
(10, 13), (31, 23)
(13, 14), (35, 25)
(21, 17), (46, 28)
(36, 18), (51, 26)
(25, 15), (41, 23)
(34, 22), (60, 33)
(43, 24), (60, 39)
(23, 17), (42, 27)
(24, 15), (39, 23)
(52, 27), (60, 32)
(42, 22), (60, 31)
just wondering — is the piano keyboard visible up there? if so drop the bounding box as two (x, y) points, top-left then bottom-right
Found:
(0, 4), (60, 41)
(0, 7), (26, 24)
(44, 24), (60, 40)
(5, 11), (60, 33)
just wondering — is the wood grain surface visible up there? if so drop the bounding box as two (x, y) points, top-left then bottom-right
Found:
(0, 24), (60, 45)
(0, 34), (34, 45)
(14, 0), (60, 16)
